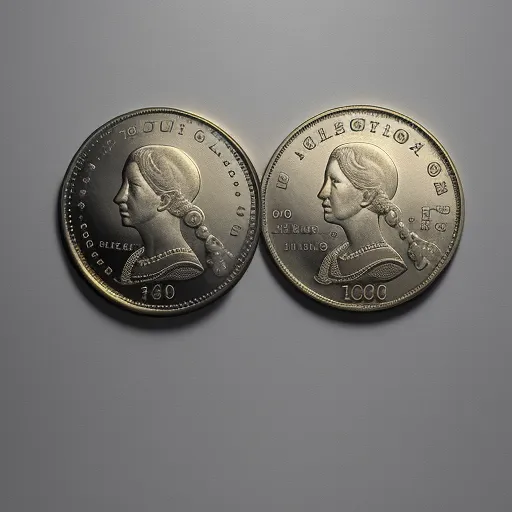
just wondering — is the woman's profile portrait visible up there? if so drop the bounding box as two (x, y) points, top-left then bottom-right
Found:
(114, 144), (232, 284)
(315, 142), (442, 285)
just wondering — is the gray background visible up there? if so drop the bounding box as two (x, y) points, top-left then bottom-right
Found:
(1, 1), (511, 511)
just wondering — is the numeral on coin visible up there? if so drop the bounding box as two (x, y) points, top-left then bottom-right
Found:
(342, 284), (387, 302)
(141, 284), (175, 302)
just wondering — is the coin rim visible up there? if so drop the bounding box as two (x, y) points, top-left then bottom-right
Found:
(261, 104), (465, 311)
(60, 107), (261, 315)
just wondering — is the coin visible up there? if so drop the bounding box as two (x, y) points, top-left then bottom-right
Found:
(262, 105), (464, 311)
(60, 108), (260, 315)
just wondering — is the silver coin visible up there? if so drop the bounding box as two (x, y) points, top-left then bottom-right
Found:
(262, 105), (464, 311)
(61, 108), (260, 315)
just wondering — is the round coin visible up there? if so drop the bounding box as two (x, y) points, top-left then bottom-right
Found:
(262, 105), (464, 311)
(61, 108), (260, 315)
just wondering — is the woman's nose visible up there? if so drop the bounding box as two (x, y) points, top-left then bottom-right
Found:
(318, 180), (329, 200)
(113, 182), (127, 204)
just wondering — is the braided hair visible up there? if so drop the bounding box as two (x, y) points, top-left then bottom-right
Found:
(128, 145), (233, 277)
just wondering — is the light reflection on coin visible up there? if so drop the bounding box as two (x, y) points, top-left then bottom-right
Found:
(61, 108), (260, 315)
(262, 105), (464, 311)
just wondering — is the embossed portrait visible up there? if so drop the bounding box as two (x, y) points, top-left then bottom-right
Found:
(114, 145), (232, 284)
(315, 143), (441, 285)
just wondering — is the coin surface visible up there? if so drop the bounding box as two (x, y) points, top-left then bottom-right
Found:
(262, 105), (464, 311)
(61, 108), (260, 315)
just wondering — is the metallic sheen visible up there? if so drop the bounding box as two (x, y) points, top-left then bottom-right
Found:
(61, 108), (260, 314)
(262, 105), (464, 311)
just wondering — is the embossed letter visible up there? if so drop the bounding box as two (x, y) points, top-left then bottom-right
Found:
(350, 118), (365, 131)
(409, 142), (424, 156)
(276, 172), (289, 190)
(303, 137), (317, 151)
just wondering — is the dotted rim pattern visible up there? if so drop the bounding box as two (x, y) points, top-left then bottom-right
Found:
(61, 107), (261, 315)
(261, 105), (465, 311)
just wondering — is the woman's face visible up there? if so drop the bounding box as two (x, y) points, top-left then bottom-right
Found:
(114, 161), (162, 228)
(318, 159), (365, 223)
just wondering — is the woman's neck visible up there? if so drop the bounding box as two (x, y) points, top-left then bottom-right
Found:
(339, 209), (385, 252)
(136, 213), (189, 258)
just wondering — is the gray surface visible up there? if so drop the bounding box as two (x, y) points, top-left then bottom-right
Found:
(1, 1), (511, 511)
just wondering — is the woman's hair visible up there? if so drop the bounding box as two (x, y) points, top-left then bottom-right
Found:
(329, 143), (441, 270)
(127, 145), (232, 277)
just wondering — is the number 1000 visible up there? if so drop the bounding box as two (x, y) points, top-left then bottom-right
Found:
(342, 284), (387, 302)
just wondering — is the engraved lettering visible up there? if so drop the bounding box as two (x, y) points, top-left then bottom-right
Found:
(376, 285), (387, 301)
(295, 152), (305, 160)
(435, 223), (447, 232)
(341, 284), (387, 302)
(228, 170), (236, 178)
(271, 223), (319, 235)
(370, 121), (379, 133)
(351, 284), (363, 300)
(230, 225), (242, 236)
(303, 136), (317, 150)
(272, 209), (292, 219)
(393, 129), (409, 144)
(160, 120), (173, 132)
(382, 124), (391, 137)
(334, 121), (345, 135)
(143, 121), (155, 133)
(434, 181), (448, 195)
(86, 240), (94, 248)
(427, 162), (442, 177)
(105, 267), (113, 275)
(276, 172), (290, 190)
(151, 283), (162, 300)
(236, 206), (246, 217)
(165, 284), (175, 299)
(421, 206), (431, 230)
(194, 129), (205, 143)
(363, 284), (375, 301)
(409, 142), (424, 156)
(284, 242), (323, 251)
(350, 118), (365, 131)
(209, 143), (222, 157)
(178, 124), (185, 136)
(318, 128), (333, 143)
(119, 126), (138, 139)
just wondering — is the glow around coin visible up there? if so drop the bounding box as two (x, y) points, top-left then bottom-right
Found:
(61, 108), (260, 314)
(262, 106), (464, 311)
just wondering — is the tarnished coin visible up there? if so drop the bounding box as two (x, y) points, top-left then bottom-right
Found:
(262, 105), (464, 311)
(61, 108), (260, 315)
